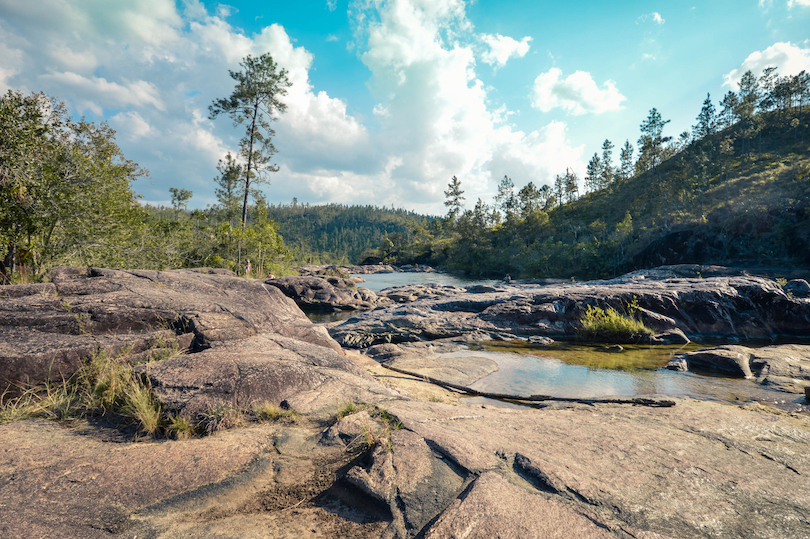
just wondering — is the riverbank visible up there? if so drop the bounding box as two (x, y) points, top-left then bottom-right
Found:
(1, 266), (809, 538)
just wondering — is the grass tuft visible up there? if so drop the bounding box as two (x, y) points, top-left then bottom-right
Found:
(577, 303), (653, 343)
(249, 401), (299, 423)
(0, 348), (163, 435)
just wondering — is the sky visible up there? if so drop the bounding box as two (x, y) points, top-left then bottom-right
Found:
(1, 0), (809, 215)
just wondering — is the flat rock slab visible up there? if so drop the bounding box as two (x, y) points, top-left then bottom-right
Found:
(0, 267), (340, 397)
(384, 399), (810, 539)
(0, 419), (278, 539)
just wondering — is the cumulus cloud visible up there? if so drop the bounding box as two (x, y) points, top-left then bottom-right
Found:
(0, 0), (586, 213)
(788, 0), (810, 7)
(530, 68), (626, 115)
(480, 33), (531, 68)
(723, 42), (810, 89)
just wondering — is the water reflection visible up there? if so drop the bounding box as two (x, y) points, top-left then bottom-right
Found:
(438, 342), (795, 405)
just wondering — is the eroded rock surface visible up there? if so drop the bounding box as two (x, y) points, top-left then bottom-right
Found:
(265, 275), (387, 312)
(669, 343), (810, 394)
(330, 269), (810, 349)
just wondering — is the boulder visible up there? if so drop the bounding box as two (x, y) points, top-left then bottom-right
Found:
(668, 346), (754, 378)
(265, 275), (385, 312)
(785, 278), (810, 298)
(668, 343), (810, 394)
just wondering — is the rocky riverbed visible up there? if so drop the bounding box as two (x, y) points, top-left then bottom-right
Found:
(1, 266), (809, 538)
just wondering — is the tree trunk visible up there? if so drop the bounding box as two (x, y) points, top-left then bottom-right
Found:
(242, 100), (260, 228)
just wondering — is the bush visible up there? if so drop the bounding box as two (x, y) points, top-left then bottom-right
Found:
(577, 304), (653, 343)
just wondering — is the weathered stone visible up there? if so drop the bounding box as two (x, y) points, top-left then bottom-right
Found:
(425, 472), (616, 539)
(331, 271), (809, 349)
(668, 346), (754, 378)
(785, 278), (810, 298)
(265, 275), (386, 312)
(668, 344), (810, 393)
(1, 267), (342, 398)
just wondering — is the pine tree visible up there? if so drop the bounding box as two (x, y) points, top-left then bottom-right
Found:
(600, 139), (614, 189)
(694, 93), (717, 140)
(214, 152), (243, 226)
(619, 140), (634, 182)
(585, 153), (601, 192)
(495, 175), (518, 220)
(443, 175), (465, 219)
(720, 91), (740, 129)
(563, 169), (579, 202)
(210, 54), (292, 228)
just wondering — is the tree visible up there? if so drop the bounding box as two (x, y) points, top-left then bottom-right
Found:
(720, 91), (740, 129)
(758, 66), (779, 112)
(600, 139), (614, 189)
(495, 175), (518, 220)
(169, 187), (193, 219)
(517, 181), (541, 216)
(214, 152), (243, 226)
(694, 93), (717, 140)
(637, 108), (671, 173)
(563, 169), (579, 203)
(619, 140), (634, 182)
(443, 175), (465, 219)
(585, 153), (601, 192)
(209, 53), (292, 228)
(0, 90), (144, 278)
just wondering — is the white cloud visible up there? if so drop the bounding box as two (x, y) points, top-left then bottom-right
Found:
(637, 12), (665, 24)
(723, 42), (810, 89)
(788, 0), (810, 7)
(530, 68), (626, 115)
(326, 0), (338, 11)
(0, 0), (586, 213)
(326, 34), (339, 42)
(345, 0), (584, 212)
(39, 72), (166, 114)
(109, 111), (153, 140)
(480, 33), (531, 68)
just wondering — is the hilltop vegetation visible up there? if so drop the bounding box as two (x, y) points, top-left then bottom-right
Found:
(378, 67), (810, 279)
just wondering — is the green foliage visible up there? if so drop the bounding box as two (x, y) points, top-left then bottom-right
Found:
(0, 89), (146, 280)
(577, 303), (653, 343)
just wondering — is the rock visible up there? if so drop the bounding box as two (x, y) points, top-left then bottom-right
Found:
(426, 472), (616, 539)
(604, 344), (624, 352)
(646, 328), (691, 345)
(378, 283), (466, 303)
(1, 267), (343, 399)
(668, 344), (810, 394)
(332, 271), (808, 348)
(785, 279), (810, 298)
(385, 398), (810, 539)
(265, 275), (386, 312)
(668, 346), (754, 378)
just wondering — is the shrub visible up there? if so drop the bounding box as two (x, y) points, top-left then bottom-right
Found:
(577, 304), (653, 343)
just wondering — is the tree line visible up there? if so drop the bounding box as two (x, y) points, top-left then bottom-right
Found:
(379, 65), (810, 278)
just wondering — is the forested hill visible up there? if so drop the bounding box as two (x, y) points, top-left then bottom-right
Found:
(265, 203), (435, 264)
(380, 67), (810, 279)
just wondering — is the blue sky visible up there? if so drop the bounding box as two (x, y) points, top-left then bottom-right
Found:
(1, 0), (809, 215)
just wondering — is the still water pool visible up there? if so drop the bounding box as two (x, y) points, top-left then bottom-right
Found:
(450, 341), (800, 405)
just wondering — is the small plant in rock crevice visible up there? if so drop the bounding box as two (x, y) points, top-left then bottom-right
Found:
(577, 299), (653, 343)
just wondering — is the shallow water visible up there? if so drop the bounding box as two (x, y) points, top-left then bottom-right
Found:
(351, 271), (499, 293)
(450, 341), (802, 406)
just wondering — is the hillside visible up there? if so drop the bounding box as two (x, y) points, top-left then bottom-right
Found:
(265, 203), (436, 265)
(383, 105), (810, 279)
